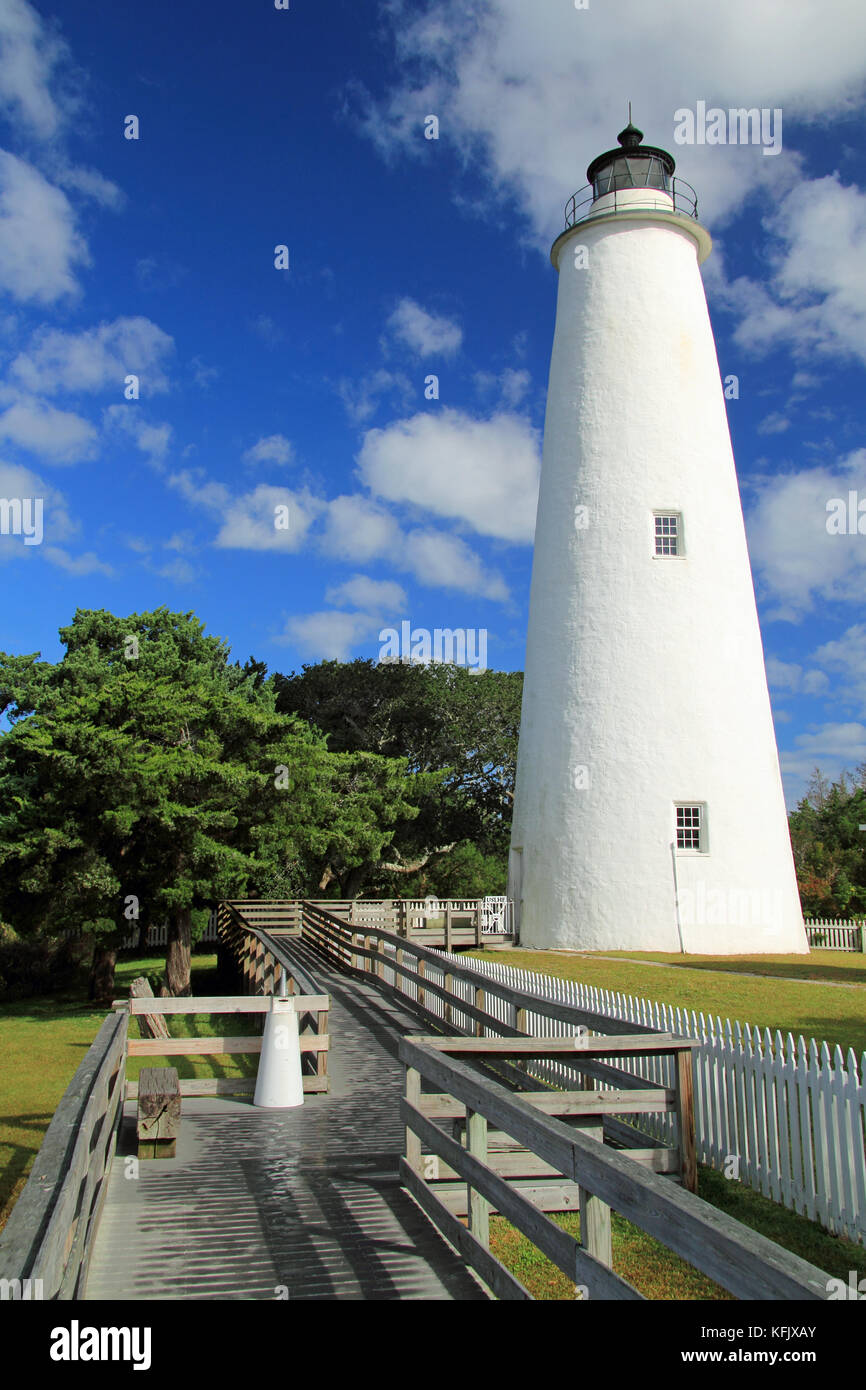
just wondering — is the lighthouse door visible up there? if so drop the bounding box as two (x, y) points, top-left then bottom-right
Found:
(508, 847), (524, 939)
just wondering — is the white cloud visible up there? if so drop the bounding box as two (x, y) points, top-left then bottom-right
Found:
(0, 0), (70, 139)
(812, 626), (866, 711)
(765, 656), (829, 696)
(0, 151), (88, 302)
(715, 175), (866, 367)
(242, 434), (294, 467)
(167, 468), (231, 515)
(53, 164), (123, 210)
(779, 721), (866, 806)
(13, 317), (174, 395)
(169, 470), (324, 552)
(746, 448), (866, 618)
(357, 408), (540, 543)
(43, 545), (112, 576)
(757, 411), (791, 436)
(214, 485), (324, 552)
(325, 574), (407, 613)
(337, 368), (413, 426)
(0, 459), (75, 560)
(387, 298), (462, 357)
(0, 394), (97, 463)
(400, 527), (509, 601)
(156, 557), (196, 584)
(475, 367), (532, 409)
(356, 0), (866, 245)
(103, 405), (172, 467)
(279, 609), (380, 661)
(321, 493), (403, 561)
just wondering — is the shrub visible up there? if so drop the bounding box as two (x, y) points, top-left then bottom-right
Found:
(0, 924), (90, 1002)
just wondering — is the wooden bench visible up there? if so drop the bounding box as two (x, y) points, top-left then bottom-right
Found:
(137, 1067), (181, 1159)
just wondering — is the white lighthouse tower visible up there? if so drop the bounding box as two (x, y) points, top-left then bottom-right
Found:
(508, 120), (807, 955)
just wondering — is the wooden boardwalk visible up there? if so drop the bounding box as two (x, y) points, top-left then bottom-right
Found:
(84, 943), (488, 1301)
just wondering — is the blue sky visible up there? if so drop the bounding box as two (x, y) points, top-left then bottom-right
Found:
(0, 0), (865, 807)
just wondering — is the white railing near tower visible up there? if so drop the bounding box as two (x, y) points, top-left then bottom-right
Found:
(804, 919), (865, 952)
(440, 950), (866, 1246)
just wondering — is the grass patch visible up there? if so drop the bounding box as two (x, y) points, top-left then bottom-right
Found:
(489, 1163), (865, 1300)
(469, 948), (866, 1055)
(0, 952), (251, 1230)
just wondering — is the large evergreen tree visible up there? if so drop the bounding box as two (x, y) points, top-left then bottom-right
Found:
(0, 610), (419, 995)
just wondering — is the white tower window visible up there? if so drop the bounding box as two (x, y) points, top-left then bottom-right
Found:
(675, 804), (705, 852)
(654, 512), (682, 556)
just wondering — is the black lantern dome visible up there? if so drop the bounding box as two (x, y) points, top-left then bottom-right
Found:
(586, 121), (675, 201)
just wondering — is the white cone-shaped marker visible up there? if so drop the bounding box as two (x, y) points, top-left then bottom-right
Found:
(253, 997), (304, 1108)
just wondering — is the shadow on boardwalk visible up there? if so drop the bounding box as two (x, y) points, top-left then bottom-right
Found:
(84, 953), (487, 1301)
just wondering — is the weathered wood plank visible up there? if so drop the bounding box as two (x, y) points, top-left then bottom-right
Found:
(127, 1035), (327, 1056)
(119, 994), (329, 1014)
(137, 1067), (181, 1159)
(124, 1075), (327, 1098)
(419, 1088), (676, 1120)
(411, 1034), (698, 1057)
(129, 977), (170, 1041)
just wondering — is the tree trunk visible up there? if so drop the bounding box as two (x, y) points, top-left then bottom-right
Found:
(341, 864), (368, 898)
(89, 942), (117, 1002)
(165, 907), (192, 996)
(136, 919), (149, 953)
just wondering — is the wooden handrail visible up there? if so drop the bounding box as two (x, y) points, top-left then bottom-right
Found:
(400, 1036), (832, 1303)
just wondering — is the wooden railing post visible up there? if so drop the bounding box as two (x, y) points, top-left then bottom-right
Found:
(578, 1121), (612, 1269)
(443, 972), (453, 1027)
(444, 906), (453, 953)
(675, 1049), (698, 1193)
(475, 902), (482, 948)
(466, 1109), (489, 1249)
(417, 958), (426, 1010)
(474, 986), (485, 1037)
(405, 1066), (422, 1174)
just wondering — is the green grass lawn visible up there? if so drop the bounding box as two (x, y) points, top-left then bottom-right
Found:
(469, 948), (866, 1056)
(0, 952), (254, 1229)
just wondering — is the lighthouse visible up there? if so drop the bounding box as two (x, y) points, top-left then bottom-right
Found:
(508, 120), (807, 955)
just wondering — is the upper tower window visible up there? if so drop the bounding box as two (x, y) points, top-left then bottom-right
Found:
(654, 512), (682, 556)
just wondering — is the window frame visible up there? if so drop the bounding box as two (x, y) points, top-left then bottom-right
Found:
(675, 802), (707, 854)
(652, 510), (684, 558)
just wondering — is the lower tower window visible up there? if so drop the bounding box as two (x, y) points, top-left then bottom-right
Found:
(676, 804), (705, 851)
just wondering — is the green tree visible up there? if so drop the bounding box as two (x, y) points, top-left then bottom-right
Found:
(273, 658), (521, 894)
(0, 609), (421, 996)
(788, 767), (866, 918)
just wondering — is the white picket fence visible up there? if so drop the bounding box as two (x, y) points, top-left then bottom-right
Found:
(429, 950), (866, 1245)
(805, 918), (864, 951)
(118, 913), (220, 950)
